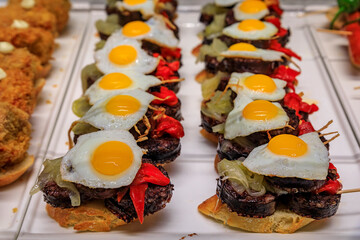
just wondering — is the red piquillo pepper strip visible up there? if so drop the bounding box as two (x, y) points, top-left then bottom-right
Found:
(345, 12), (360, 68)
(329, 162), (340, 179)
(268, 3), (283, 16)
(283, 92), (319, 119)
(269, 66), (299, 91)
(161, 47), (181, 60)
(151, 86), (179, 106)
(269, 40), (302, 60)
(316, 179), (342, 195)
(131, 163), (170, 186)
(153, 114), (184, 139)
(298, 121), (315, 135)
(265, 17), (288, 37)
(118, 163), (171, 224)
(153, 53), (180, 80)
(130, 183), (148, 224)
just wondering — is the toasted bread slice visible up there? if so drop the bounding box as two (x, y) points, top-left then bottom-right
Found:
(0, 154), (34, 187)
(46, 201), (127, 232)
(198, 195), (314, 234)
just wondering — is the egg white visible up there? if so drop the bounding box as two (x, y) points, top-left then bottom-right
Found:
(233, 1), (269, 21)
(224, 95), (289, 139)
(223, 21), (278, 40)
(221, 47), (284, 61)
(116, 16), (179, 48)
(116, 0), (154, 18)
(81, 89), (154, 131)
(85, 71), (161, 105)
(228, 72), (286, 101)
(243, 132), (329, 180)
(95, 37), (159, 74)
(61, 130), (143, 188)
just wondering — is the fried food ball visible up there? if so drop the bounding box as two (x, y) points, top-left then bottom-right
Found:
(0, 47), (48, 80)
(0, 68), (45, 115)
(8, 0), (71, 33)
(0, 102), (31, 169)
(0, 5), (57, 36)
(0, 27), (55, 64)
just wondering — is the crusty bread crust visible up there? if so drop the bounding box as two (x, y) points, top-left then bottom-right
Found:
(0, 154), (34, 187)
(46, 201), (127, 232)
(200, 129), (218, 145)
(198, 195), (314, 234)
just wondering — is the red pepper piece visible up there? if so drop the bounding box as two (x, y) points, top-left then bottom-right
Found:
(151, 86), (178, 106)
(345, 12), (360, 68)
(154, 115), (184, 139)
(298, 121), (315, 135)
(270, 66), (300, 91)
(316, 179), (342, 195)
(265, 17), (288, 37)
(153, 55), (180, 80)
(269, 40), (302, 60)
(131, 163), (170, 186)
(283, 92), (319, 119)
(329, 163), (340, 179)
(130, 183), (148, 224)
(117, 187), (129, 203)
(268, 4), (283, 16)
(161, 47), (181, 60)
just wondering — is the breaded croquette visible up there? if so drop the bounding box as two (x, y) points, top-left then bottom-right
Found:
(8, 0), (71, 33)
(0, 102), (31, 169)
(0, 46), (49, 80)
(0, 68), (45, 115)
(0, 27), (54, 64)
(0, 5), (57, 36)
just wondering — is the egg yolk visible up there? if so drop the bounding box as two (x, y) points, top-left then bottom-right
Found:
(243, 100), (278, 120)
(123, 0), (146, 5)
(267, 134), (308, 157)
(91, 141), (134, 176)
(244, 74), (276, 93)
(239, 0), (267, 14)
(106, 95), (141, 116)
(122, 21), (151, 37)
(99, 73), (133, 90)
(229, 42), (257, 52)
(238, 19), (266, 31)
(109, 45), (137, 66)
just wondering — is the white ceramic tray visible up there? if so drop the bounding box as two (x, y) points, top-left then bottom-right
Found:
(4, 3), (360, 240)
(305, 5), (360, 149)
(0, 11), (89, 240)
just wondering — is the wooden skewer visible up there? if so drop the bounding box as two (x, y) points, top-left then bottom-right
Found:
(161, 78), (185, 84)
(337, 188), (360, 194)
(317, 28), (353, 36)
(354, 86), (360, 90)
(317, 120), (333, 132)
(323, 133), (340, 145)
(298, 9), (330, 18)
(319, 131), (339, 137)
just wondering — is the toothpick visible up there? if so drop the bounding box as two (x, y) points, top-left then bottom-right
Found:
(298, 9), (329, 18)
(354, 86), (360, 90)
(317, 28), (353, 36)
(319, 131), (339, 137)
(337, 188), (360, 194)
(323, 133), (340, 145)
(161, 78), (185, 84)
(317, 120), (333, 132)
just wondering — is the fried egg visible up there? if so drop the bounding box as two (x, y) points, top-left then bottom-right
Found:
(81, 89), (154, 130)
(223, 19), (277, 40)
(117, 17), (179, 48)
(228, 72), (286, 101)
(95, 37), (159, 74)
(116, 0), (154, 18)
(85, 71), (161, 105)
(61, 130), (143, 188)
(243, 132), (329, 180)
(215, 0), (240, 7)
(224, 95), (289, 139)
(233, 0), (269, 21)
(221, 42), (284, 61)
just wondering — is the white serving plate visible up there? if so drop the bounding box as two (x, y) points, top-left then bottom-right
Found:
(0, 11), (89, 240)
(5, 2), (360, 240)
